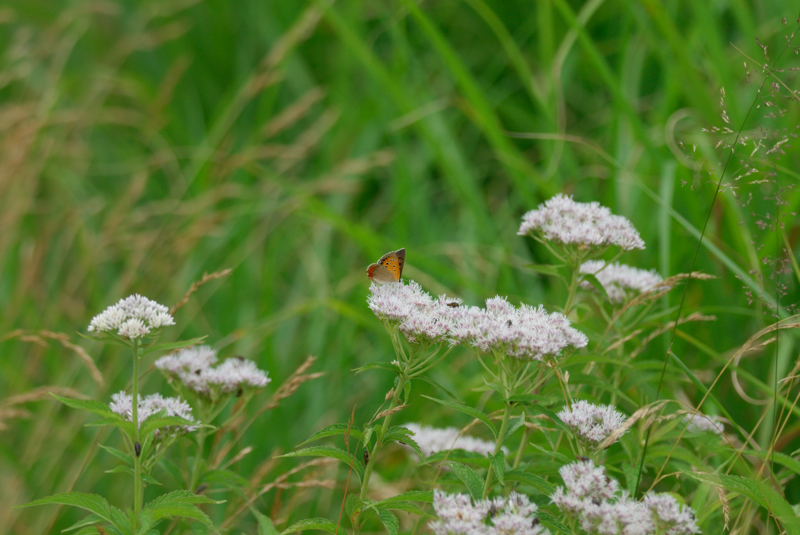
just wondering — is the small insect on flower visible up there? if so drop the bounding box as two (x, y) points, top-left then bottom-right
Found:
(134, 442), (141, 457)
(366, 248), (405, 284)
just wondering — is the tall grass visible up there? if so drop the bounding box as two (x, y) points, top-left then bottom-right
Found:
(1, 1), (798, 533)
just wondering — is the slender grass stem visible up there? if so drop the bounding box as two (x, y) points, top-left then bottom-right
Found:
(482, 400), (511, 499)
(564, 267), (579, 316)
(190, 427), (207, 492)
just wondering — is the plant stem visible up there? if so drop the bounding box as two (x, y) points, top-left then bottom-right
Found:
(190, 426), (207, 492)
(132, 341), (142, 528)
(359, 372), (408, 502)
(564, 266), (579, 316)
(482, 400), (512, 499)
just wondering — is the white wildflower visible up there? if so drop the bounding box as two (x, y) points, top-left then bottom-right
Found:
(88, 294), (175, 339)
(644, 493), (701, 534)
(404, 423), (505, 458)
(580, 260), (664, 303)
(430, 490), (549, 535)
(518, 194), (645, 251)
(683, 413), (724, 435)
(109, 391), (197, 436)
(449, 296), (588, 361)
(156, 347), (270, 399)
(558, 400), (627, 448)
(557, 460), (619, 502)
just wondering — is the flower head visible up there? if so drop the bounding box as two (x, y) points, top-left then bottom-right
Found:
(518, 194), (644, 251)
(644, 493), (701, 534)
(88, 294), (174, 339)
(683, 413), (724, 435)
(109, 391), (197, 437)
(580, 261), (664, 303)
(156, 347), (271, 400)
(449, 296), (588, 361)
(404, 423), (505, 458)
(430, 490), (549, 535)
(558, 400), (627, 448)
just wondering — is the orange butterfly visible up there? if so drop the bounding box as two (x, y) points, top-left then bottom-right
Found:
(366, 248), (405, 284)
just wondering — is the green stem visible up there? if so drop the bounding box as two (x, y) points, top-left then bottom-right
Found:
(190, 426), (207, 492)
(482, 400), (512, 499)
(512, 425), (529, 470)
(564, 266), (579, 315)
(359, 372), (408, 502)
(132, 341), (142, 528)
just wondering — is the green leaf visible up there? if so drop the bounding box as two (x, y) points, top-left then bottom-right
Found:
(403, 380), (412, 404)
(62, 514), (106, 532)
(99, 444), (132, 465)
(683, 472), (800, 532)
(52, 395), (117, 418)
(299, 423), (362, 446)
(141, 490), (219, 532)
(579, 273), (609, 299)
(503, 414), (526, 446)
(490, 451), (505, 486)
(141, 336), (207, 358)
(345, 494), (363, 521)
(202, 468), (251, 492)
(251, 508), (280, 535)
(281, 446), (364, 481)
(279, 518), (341, 535)
(376, 508), (399, 535)
(361, 426), (374, 449)
(139, 415), (197, 439)
(385, 426), (426, 462)
(503, 469), (555, 495)
(352, 362), (398, 375)
(104, 465), (161, 486)
(524, 263), (565, 277)
(421, 396), (496, 437)
(525, 403), (569, 433)
(446, 461), (485, 500)
(375, 500), (433, 518)
(375, 490), (433, 505)
(414, 375), (458, 399)
(20, 492), (129, 533)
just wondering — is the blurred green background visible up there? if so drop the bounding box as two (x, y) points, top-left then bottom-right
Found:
(1, 0), (799, 533)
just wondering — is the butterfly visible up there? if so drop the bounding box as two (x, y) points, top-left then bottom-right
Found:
(366, 248), (405, 284)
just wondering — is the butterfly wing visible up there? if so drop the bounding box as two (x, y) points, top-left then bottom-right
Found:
(367, 248), (405, 284)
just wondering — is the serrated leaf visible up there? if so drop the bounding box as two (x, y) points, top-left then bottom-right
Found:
(446, 461), (485, 500)
(140, 336), (207, 358)
(536, 509), (571, 534)
(376, 500), (434, 518)
(490, 451), (505, 486)
(203, 468), (250, 492)
(376, 508), (399, 535)
(362, 426), (374, 448)
(385, 426), (426, 461)
(683, 472), (800, 532)
(141, 490), (219, 532)
(299, 423), (362, 446)
(281, 446), (364, 481)
(62, 514), (106, 532)
(279, 517), (340, 535)
(503, 469), (555, 495)
(524, 263), (565, 277)
(346, 494), (363, 521)
(99, 445), (132, 465)
(579, 273), (609, 299)
(352, 362), (398, 375)
(20, 492), (129, 532)
(421, 396), (496, 437)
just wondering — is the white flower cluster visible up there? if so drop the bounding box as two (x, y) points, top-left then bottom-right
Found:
(109, 391), (197, 436)
(404, 423), (504, 458)
(155, 346), (271, 399)
(558, 400), (627, 449)
(518, 194), (645, 251)
(448, 296), (588, 361)
(579, 261), (664, 303)
(368, 283), (587, 359)
(551, 460), (700, 535)
(683, 413), (724, 435)
(430, 490), (549, 535)
(88, 294), (175, 339)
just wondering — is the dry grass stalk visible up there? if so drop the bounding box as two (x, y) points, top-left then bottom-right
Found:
(373, 404), (408, 421)
(170, 268), (233, 314)
(265, 356), (324, 411)
(630, 313), (718, 358)
(1, 330), (104, 386)
(598, 400), (668, 450)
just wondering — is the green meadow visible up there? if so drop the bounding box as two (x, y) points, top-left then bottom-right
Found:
(1, 1), (799, 533)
